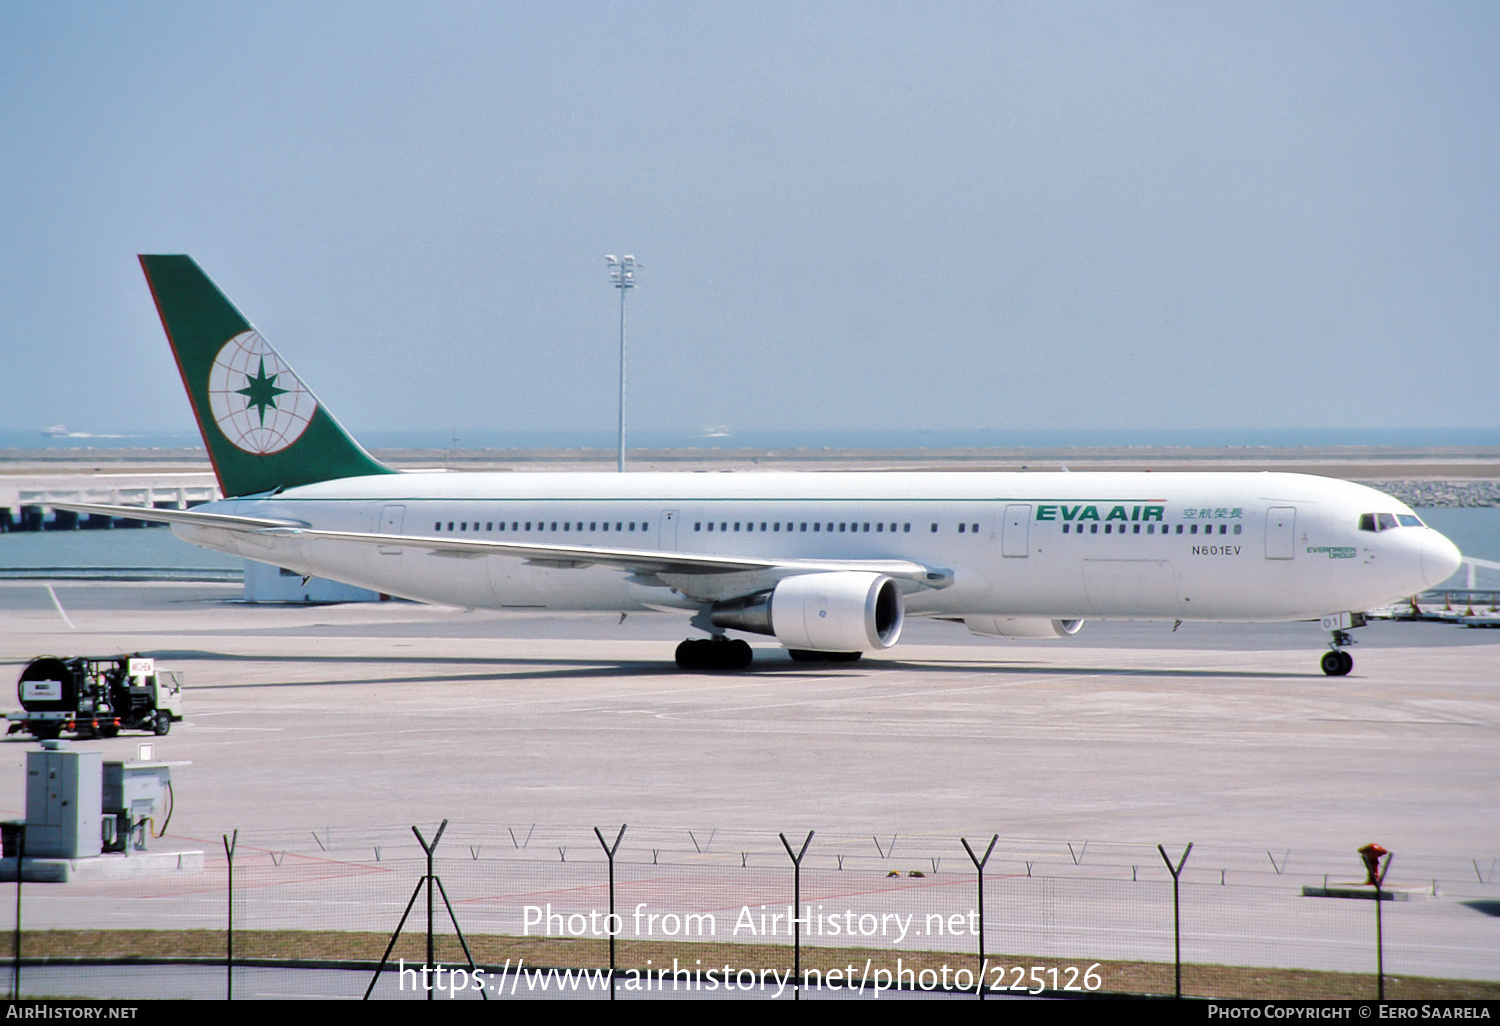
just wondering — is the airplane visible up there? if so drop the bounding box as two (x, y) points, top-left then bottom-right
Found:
(53, 255), (1463, 675)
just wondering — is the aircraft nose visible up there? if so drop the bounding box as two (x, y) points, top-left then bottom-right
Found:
(1421, 529), (1463, 588)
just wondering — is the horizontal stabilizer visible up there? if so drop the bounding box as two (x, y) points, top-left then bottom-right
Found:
(46, 501), (307, 532)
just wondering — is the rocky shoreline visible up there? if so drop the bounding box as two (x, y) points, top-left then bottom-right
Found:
(1361, 480), (1500, 507)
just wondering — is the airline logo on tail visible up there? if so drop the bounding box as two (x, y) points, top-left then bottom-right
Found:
(208, 330), (316, 454)
(139, 254), (392, 496)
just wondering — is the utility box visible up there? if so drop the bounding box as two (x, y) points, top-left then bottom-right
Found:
(102, 762), (172, 852)
(25, 743), (102, 858)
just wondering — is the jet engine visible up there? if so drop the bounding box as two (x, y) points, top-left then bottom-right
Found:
(710, 571), (904, 653)
(965, 616), (1083, 639)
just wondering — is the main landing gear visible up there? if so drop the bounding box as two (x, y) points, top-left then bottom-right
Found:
(675, 637), (753, 671)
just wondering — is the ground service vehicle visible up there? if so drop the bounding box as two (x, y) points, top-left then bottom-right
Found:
(8, 656), (183, 739)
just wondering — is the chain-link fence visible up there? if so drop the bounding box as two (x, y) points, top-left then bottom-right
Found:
(4, 823), (1498, 1000)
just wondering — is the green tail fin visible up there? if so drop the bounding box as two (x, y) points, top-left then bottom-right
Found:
(139, 255), (392, 497)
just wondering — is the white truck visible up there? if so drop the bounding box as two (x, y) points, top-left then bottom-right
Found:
(8, 655), (183, 739)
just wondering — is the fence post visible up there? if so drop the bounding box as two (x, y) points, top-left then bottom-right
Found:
(960, 834), (998, 1000)
(593, 824), (627, 1001)
(223, 830), (237, 1000)
(779, 831), (814, 1000)
(1157, 842), (1193, 999)
(364, 820), (485, 1001)
(1375, 851), (1393, 1000)
(418, 821), (445, 1001)
(11, 824), (23, 1001)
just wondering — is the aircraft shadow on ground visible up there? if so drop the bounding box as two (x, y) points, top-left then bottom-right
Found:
(140, 649), (1304, 688)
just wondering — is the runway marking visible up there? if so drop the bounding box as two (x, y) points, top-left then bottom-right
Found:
(44, 585), (75, 629)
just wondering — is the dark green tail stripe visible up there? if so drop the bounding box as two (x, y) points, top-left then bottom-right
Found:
(140, 255), (392, 497)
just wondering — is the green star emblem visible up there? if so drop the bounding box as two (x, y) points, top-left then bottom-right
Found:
(234, 358), (289, 426)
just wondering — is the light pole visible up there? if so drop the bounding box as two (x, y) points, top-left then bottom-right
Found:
(605, 254), (639, 473)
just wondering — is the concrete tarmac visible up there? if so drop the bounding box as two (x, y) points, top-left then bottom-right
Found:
(0, 581), (1495, 858)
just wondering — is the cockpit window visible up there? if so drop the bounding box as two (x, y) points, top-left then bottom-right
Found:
(1361, 512), (1424, 532)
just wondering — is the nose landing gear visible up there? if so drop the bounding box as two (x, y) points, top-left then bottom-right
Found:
(1318, 612), (1366, 676)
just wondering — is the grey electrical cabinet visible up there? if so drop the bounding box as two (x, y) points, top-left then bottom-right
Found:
(25, 746), (102, 858)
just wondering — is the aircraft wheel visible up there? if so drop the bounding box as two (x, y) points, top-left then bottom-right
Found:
(824, 652), (862, 663)
(675, 639), (705, 670)
(788, 649), (825, 662)
(677, 639), (753, 671)
(724, 639), (753, 670)
(1321, 650), (1351, 676)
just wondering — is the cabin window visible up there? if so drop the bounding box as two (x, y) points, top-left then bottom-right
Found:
(904, 523), (911, 532)
(931, 523), (938, 532)
(839, 523), (846, 532)
(1133, 524), (1140, 534)
(734, 522), (741, 532)
(434, 522), (441, 531)
(773, 522), (780, 532)
(630, 522), (637, 531)
(958, 523), (966, 534)
(1234, 524), (1242, 534)
(1090, 524), (1098, 534)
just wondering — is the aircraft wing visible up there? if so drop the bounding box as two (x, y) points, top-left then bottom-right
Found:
(46, 502), (952, 590)
(269, 526), (952, 588)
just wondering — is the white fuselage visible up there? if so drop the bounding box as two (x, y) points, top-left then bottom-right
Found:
(173, 470), (1460, 625)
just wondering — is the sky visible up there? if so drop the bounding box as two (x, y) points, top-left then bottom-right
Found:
(1, 2), (1497, 446)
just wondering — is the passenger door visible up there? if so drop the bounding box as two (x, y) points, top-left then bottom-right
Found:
(378, 505), (405, 555)
(1002, 504), (1031, 558)
(1265, 507), (1296, 560)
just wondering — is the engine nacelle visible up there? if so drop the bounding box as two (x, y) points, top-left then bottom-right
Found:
(965, 616), (1083, 639)
(711, 572), (904, 653)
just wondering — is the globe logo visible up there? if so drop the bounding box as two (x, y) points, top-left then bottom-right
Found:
(207, 331), (317, 454)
